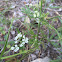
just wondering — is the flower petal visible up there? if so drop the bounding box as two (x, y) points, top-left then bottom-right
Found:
(11, 47), (14, 50)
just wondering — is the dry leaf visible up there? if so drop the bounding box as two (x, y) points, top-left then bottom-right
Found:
(25, 16), (30, 23)
(23, 2), (27, 4)
(24, 16), (30, 30)
(0, 8), (4, 11)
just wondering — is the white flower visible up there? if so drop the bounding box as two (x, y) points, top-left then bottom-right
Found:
(19, 42), (25, 47)
(15, 45), (18, 47)
(22, 37), (29, 43)
(17, 33), (22, 38)
(25, 37), (29, 43)
(11, 45), (19, 52)
(14, 36), (18, 40)
(11, 47), (14, 50)
(33, 14), (36, 18)
(25, 37), (28, 41)
(15, 41), (18, 43)
(14, 47), (19, 52)
(25, 40), (28, 43)
(14, 33), (22, 40)
(22, 39), (25, 41)
(19, 44), (23, 47)
(22, 42), (25, 45)
(13, 33), (29, 50)
(23, 35), (25, 39)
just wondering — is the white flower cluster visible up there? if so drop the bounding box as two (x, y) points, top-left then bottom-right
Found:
(19, 35), (29, 47)
(33, 11), (39, 18)
(11, 33), (29, 52)
(11, 45), (19, 52)
(14, 33), (22, 41)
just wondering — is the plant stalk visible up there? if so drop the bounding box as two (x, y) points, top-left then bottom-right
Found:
(0, 19), (14, 58)
(37, 0), (43, 41)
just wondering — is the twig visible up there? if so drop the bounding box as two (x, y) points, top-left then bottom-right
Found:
(50, 40), (59, 42)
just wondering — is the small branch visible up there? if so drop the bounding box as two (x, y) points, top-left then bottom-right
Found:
(50, 40), (59, 42)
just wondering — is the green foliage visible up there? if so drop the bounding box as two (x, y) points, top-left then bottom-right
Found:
(51, 0), (55, 3)
(0, 0), (62, 62)
(0, 27), (6, 35)
(50, 59), (62, 62)
(21, 6), (33, 18)
(7, 45), (11, 49)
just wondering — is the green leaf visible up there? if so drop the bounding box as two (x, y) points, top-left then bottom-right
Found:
(4, 34), (8, 40)
(7, 45), (11, 49)
(0, 27), (3, 31)
(1, 31), (6, 35)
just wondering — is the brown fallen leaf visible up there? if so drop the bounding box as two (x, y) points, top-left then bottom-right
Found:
(23, 1), (27, 4)
(0, 8), (4, 11)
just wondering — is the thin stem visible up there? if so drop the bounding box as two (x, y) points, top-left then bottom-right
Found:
(37, 0), (43, 41)
(37, 21), (41, 41)
(0, 19), (14, 58)
(40, 0), (43, 13)
(0, 48), (36, 60)
(47, 15), (62, 20)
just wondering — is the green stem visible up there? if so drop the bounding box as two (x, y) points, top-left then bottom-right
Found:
(0, 19), (14, 58)
(37, 0), (43, 41)
(47, 15), (62, 20)
(1, 48), (36, 60)
(40, 0), (43, 13)
(37, 21), (41, 41)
